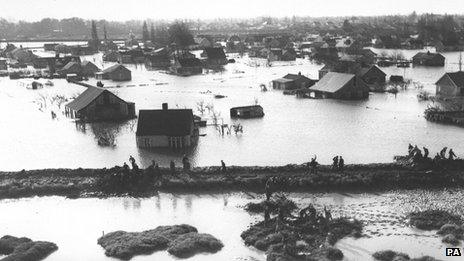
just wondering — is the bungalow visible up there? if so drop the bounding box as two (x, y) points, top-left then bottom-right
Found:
(230, 105), (264, 119)
(309, 72), (370, 100)
(81, 61), (100, 77)
(145, 48), (170, 67)
(357, 65), (386, 85)
(412, 52), (445, 67)
(96, 64), (132, 81)
(65, 86), (135, 121)
(136, 103), (199, 148)
(202, 47), (228, 66)
(58, 61), (81, 76)
(272, 72), (317, 90)
(435, 71), (464, 97)
(170, 57), (203, 76)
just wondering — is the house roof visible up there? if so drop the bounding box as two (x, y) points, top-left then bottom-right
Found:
(102, 64), (130, 74)
(66, 86), (105, 112)
(413, 52), (445, 60)
(203, 47), (226, 59)
(178, 58), (202, 67)
(310, 72), (355, 93)
(231, 105), (263, 110)
(136, 109), (194, 136)
(437, 71), (464, 87)
(283, 73), (312, 82)
(62, 61), (80, 71)
(81, 61), (100, 70)
(357, 65), (386, 78)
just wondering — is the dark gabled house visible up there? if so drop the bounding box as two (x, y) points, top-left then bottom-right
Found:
(412, 52), (445, 67)
(96, 64), (132, 81)
(202, 47), (228, 66)
(357, 65), (386, 85)
(309, 72), (369, 100)
(272, 72), (317, 90)
(145, 48), (170, 67)
(81, 61), (101, 77)
(58, 61), (81, 76)
(435, 71), (464, 97)
(65, 86), (135, 121)
(136, 103), (199, 148)
(170, 57), (203, 76)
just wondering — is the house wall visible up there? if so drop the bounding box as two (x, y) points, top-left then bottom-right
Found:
(79, 92), (130, 120)
(334, 78), (369, 100)
(109, 67), (131, 81)
(136, 135), (192, 148)
(436, 76), (460, 97)
(272, 81), (293, 90)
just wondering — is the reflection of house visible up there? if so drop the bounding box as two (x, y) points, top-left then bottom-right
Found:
(230, 105), (264, 119)
(81, 61), (101, 77)
(309, 72), (369, 100)
(435, 71), (464, 97)
(357, 65), (386, 85)
(96, 64), (131, 81)
(412, 52), (445, 66)
(272, 72), (317, 90)
(136, 103), (198, 148)
(65, 86), (135, 121)
(170, 57), (203, 76)
(202, 47), (227, 66)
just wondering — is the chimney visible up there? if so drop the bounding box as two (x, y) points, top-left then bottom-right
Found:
(162, 103), (168, 110)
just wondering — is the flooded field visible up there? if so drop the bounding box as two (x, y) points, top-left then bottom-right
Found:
(0, 190), (461, 261)
(1, 47), (464, 170)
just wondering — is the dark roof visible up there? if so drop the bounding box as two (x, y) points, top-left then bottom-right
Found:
(231, 105), (263, 110)
(283, 73), (312, 82)
(178, 58), (202, 67)
(203, 47), (226, 59)
(66, 86), (105, 111)
(437, 71), (464, 87)
(102, 64), (130, 74)
(62, 61), (80, 71)
(81, 61), (100, 70)
(310, 72), (355, 93)
(357, 65), (386, 78)
(136, 109), (194, 136)
(413, 52), (445, 60)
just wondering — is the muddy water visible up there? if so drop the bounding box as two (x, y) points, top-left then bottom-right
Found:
(0, 190), (461, 260)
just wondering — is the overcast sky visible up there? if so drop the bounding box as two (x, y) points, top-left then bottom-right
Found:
(2, 0), (464, 22)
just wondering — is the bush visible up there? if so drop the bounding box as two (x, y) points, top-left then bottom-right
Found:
(372, 250), (410, 261)
(408, 210), (462, 230)
(1, 241), (58, 261)
(167, 232), (223, 258)
(442, 234), (460, 245)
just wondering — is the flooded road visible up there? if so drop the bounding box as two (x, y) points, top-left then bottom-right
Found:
(1, 49), (464, 170)
(0, 190), (461, 260)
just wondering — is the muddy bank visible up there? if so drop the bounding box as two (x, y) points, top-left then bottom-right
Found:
(1, 161), (464, 199)
(97, 225), (223, 259)
(0, 235), (57, 261)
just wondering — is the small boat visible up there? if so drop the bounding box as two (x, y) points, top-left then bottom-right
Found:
(214, 94), (226, 99)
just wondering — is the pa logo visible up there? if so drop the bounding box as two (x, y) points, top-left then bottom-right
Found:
(446, 248), (462, 256)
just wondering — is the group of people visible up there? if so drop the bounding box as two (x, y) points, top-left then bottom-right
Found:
(408, 144), (458, 162)
(332, 156), (345, 171)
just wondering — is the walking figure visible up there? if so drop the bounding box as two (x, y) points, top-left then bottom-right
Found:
(221, 160), (227, 172)
(338, 156), (344, 171)
(129, 155), (135, 165)
(332, 156), (339, 170)
(309, 155), (318, 174)
(423, 147), (429, 159)
(170, 160), (176, 173)
(408, 144), (414, 156)
(449, 149), (457, 160)
(440, 147), (448, 159)
(182, 155), (190, 171)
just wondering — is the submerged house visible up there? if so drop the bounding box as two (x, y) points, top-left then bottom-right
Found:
(81, 61), (100, 77)
(272, 72), (317, 90)
(58, 61), (81, 76)
(309, 72), (370, 100)
(435, 71), (464, 97)
(230, 105), (264, 119)
(170, 57), (203, 76)
(136, 103), (199, 148)
(356, 65), (386, 85)
(202, 47), (228, 66)
(96, 64), (132, 81)
(65, 86), (135, 121)
(412, 52), (445, 66)
(145, 48), (170, 67)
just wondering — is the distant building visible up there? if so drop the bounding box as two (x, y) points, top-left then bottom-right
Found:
(103, 51), (119, 62)
(145, 48), (170, 67)
(202, 47), (228, 66)
(81, 61), (100, 77)
(0, 58), (7, 70)
(357, 65), (386, 85)
(412, 52), (445, 67)
(309, 72), (369, 100)
(170, 57), (203, 76)
(65, 86), (135, 121)
(194, 37), (212, 48)
(272, 72), (317, 90)
(58, 61), (81, 76)
(136, 103), (199, 148)
(44, 43), (59, 51)
(230, 105), (264, 118)
(435, 71), (464, 97)
(96, 64), (132, 81)
(118, 48), (145, 63)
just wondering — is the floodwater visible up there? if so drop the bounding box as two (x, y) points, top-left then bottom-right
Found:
(0, 190), (461, 261)
(1, 47), (464, 170)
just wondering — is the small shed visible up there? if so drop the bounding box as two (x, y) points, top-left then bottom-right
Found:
(272, 73), (317, 90)
(171, 57), (203, 76)
(357, 65), (386, 85)
(81, 61), (100, 77)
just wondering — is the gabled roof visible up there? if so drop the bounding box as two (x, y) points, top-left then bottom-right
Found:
(66, 86), (106, 112)
(357, 65), (386, 78)
(62, 61), (80, 71)
(203, 47), (226, 59)
(436, 71), (464, 87)
(413, 52), (445, 60)
(283, 73), (312, 82)
(136, 109), (194, 136)
(102, 64), (130, 74)
(81, 61), (100, 70)
(310, 72), (355, 93)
